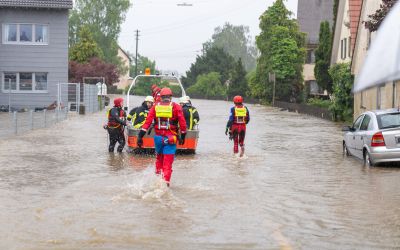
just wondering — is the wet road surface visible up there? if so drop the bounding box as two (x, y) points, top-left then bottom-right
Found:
(1, 97), (400, 249)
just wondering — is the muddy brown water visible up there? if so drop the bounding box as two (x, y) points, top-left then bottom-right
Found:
(0, 97), (400, 249)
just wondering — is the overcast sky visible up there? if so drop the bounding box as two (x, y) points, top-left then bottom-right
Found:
(118, 0), (298, 75)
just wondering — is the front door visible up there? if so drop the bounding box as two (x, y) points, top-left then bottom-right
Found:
(347, 115), (364, 157)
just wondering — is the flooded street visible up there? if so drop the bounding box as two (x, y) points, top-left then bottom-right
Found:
(1, 97), (400, 249)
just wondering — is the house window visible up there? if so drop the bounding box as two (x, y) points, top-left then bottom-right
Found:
(2, 72), (48, 93)
(340, 39), (344, 59)
(377, 85), (386, 110)
(306, 49), (315, 64)
(2, 24), (48, 44)
(3, 73), (17, 90)
(348, 36), (351, 57)
(340, 39), (348, 60)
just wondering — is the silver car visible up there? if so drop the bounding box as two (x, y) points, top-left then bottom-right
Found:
(343, 109), (400, 166)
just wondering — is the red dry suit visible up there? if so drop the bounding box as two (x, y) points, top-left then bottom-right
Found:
(141, 101), (187, 183)
(227, 104), (250, 154)
(151, 85), (162, 103)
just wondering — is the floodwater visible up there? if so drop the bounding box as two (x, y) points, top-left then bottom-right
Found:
(1, 97), (400, 249)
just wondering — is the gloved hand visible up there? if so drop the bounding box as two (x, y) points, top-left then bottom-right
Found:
(229, 132), (233, 141)
(103, 124), (108, 130)
(225, 127), (229, 135)
(179, 133), (186, 145)
(137, 130), (146, 148)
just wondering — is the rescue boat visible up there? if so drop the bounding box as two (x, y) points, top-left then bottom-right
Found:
(125, 74), (199, 154)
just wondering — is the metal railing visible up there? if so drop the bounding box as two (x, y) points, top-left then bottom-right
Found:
(0, 82), (104, 139)
(0, 108), (68, 139)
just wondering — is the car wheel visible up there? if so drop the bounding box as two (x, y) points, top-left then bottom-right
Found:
(364, 150), (374, 166)
(343, 142), (350, 156)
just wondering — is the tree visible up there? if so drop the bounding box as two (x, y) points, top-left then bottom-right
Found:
(69, 26), (103, 63)
(204, 23), (257, 72)
(129, 55), (157, 77)
(329, 63), (354, 121)
(254, 0), (306, 102)
(314, 21), (333, 92)
(182, 46), (236, 88)
(364, 0), (398, 32)
(69, 0), (131, 64)
(228, 58), (248, 98)
(187, 72), (226, 99)
(69, 57), (119, 84)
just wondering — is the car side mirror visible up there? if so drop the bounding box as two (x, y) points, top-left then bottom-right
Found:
(342, 126), (352, 132)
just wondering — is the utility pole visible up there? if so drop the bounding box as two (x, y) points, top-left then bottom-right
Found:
(134, 30), (140, 77)
(269, 72), (276, 107)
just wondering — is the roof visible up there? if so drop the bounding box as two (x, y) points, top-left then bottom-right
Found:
(118, 46), (131, 62)
(297, 0), (334, 45)
(349, 0), (363, 56)
(0, 0), (73, 9)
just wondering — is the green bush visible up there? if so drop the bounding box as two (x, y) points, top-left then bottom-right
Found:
(108, 85), (124, 94)
(328, 63), (354, 121)
(187, 72), (226, 99)
(125, 78), (182, 97)
(307, 97), (331, 109)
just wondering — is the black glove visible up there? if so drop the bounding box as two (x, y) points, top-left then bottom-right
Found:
(229, 132), (233, 141)
(137, 130), (146, 148)
(179, 133), (186, 145)
(225, 127), (230, 135)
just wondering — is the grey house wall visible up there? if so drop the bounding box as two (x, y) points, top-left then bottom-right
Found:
(0, 8), (68, 109)
(297, 0), (334, 45)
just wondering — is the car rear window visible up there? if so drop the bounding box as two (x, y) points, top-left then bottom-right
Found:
(377, 112), (400, 129)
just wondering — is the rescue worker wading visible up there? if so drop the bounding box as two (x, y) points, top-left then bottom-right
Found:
(151, 84), (161, 103)
(106, 98), (127, 153)
(127, 96), (154, 129)
(179, 96), (200, 130)
(225, 95), (250, 157)
(137, 88), (187, 186)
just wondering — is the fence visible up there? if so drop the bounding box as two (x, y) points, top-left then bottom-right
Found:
(0, 108), (68, 139)
(0, 83), (104, 139)
(275, 101), (334, 121)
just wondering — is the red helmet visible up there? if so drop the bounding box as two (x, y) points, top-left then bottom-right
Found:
(114, 98), (124, 107)
(151, 84), (161, 94)
(160, 87), (173, 96)
(233, 95), (243, 104)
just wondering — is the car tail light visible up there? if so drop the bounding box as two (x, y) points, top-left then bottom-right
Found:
(371, 132), (386, 147)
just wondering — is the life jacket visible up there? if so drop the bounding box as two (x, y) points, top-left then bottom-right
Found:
(234, 106), (247, 124)
(183, 105), (198, 130)
(154, 102), (175, 130)
(107, 107), (125, 128)
(132, 109), (149, 129)
(129, 104), (150, 129)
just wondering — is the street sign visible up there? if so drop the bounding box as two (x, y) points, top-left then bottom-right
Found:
(145, 68), (151, 75)
(269, 72), (275, 82)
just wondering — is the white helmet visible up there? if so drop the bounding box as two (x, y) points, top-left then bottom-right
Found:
(144, 96), (154, 103)
(179, 96), (190, 104)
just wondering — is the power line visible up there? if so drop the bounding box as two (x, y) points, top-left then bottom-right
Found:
(121, 0), (259, 38)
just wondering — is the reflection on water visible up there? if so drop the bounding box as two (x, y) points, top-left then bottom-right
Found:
(0, 97), (400, 249)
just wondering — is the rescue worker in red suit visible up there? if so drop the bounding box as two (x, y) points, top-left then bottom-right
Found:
(151, 84), (162, 103)
(106, 98), (127, 153)
(137, 88), (187, 186)
(225, 96), (250, 157)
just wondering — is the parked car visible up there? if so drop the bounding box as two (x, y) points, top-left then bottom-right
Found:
(343, 109), (400, 166)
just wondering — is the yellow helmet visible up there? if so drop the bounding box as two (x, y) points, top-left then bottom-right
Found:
(144, 96), (154, 103)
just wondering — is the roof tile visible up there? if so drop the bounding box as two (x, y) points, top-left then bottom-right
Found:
(0, 0), (73, 9)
